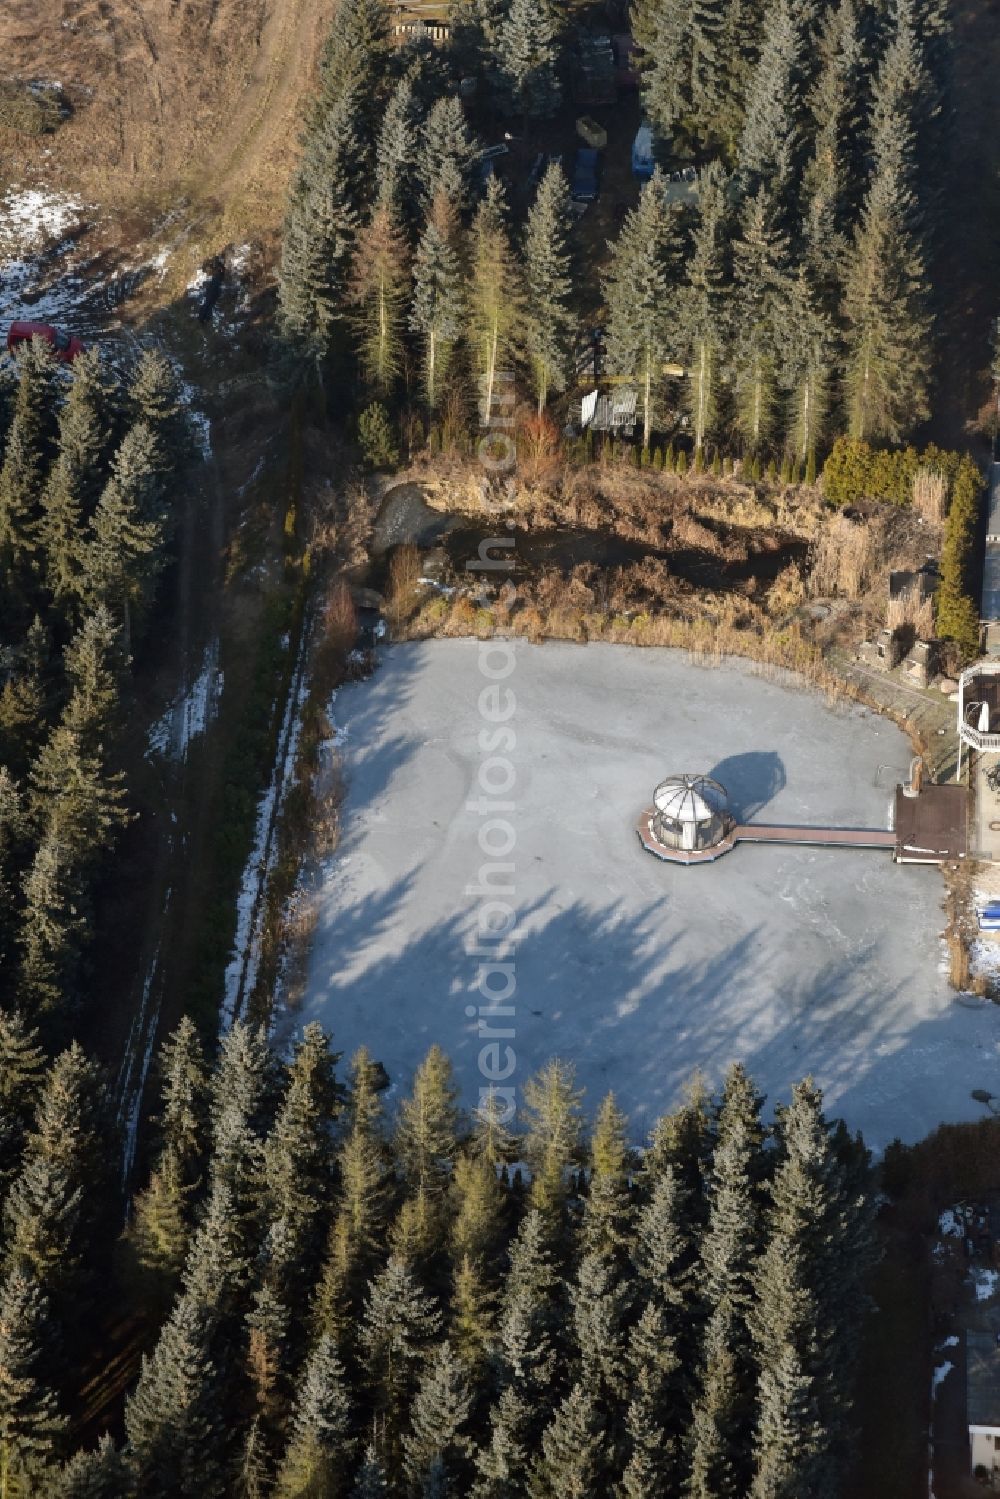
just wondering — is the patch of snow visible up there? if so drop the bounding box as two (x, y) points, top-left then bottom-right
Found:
(936, 1334), (960, 1351)
(939, 1208), (964, 1237)
(971, 1268), (1000, 1302)
(0, 187), (84, 256)
(970, 936), (1000, 982)
(221, 623), (312, 1031)
(186, 265), (209, 295)
(147, 642), (224, 761)
(238, 456), (266, 496)
(931, 1362), (953, 1395)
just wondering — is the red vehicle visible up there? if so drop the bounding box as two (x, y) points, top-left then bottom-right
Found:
(6, 321), (85, 363)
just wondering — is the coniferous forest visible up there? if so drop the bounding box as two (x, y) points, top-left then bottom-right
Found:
(279, 0), (949, 466)
(0, 1011), (876, 1498)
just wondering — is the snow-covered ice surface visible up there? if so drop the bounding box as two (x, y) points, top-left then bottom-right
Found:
(300, 641), (1000, 1142)
(147, 642), (223, 760)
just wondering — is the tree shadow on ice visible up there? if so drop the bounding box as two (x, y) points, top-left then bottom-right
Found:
(291, 870), (974, 1147)
(707, 751), (786, 822)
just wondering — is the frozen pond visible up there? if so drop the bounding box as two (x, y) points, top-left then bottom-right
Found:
(300, 640), (1000, 1148)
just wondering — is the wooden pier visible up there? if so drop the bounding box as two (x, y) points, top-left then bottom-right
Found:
(733, 824), (897, 850)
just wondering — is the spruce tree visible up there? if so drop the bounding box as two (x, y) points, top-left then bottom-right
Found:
(61, 607), (121, 753)
(375, 75), (424, 216)
(352, 1447), (388, 1499)
(273, 1335), (351, 1499)
(0, 617), (50, 781)
(3, 1043), (106, 1304)
(417, 98), (481, 210)
(262, 1022), (341, 1301)
(84, 420), (168, 646)
(16, 828), (86, 1018)
(638, 0), (693, 138)
(735, 0), (802, 203)
(316, 0), (390, 120)
(497, 0), (562, 120)
(410, 194), (464, 413)
(729, 186), (790, 454)
(403, 1342), (473, 1493)
(750, 1080), (873, 1499)
(620, 1303), (684, 1499)
(279, 86), (367, 360)
(359, 1257), (442, 1474)
(604, 172), (680, 452)
(526, 1384), (602, 1499)
(124, 1296), (225, 1498)
(57, 1435), (129, 1498)
(39, 351), (110, 612)
(680, 162), (730, 460)
(128, 349), (192, 481)
(523, 164), (575, 415)
(29, 724), (128, 867)
(0, 1008), (46, 1203)
(0, 342), (57, 607)
(314, 1047), (393, 1342)
(0, 1264), (65, 1493)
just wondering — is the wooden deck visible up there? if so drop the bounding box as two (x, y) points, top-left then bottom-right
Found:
(734, 824), (896, 850)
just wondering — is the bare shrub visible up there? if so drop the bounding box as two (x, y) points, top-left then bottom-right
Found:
(810, 513), (877, 599)
(886, 585), (935, 639)
(518, 410), (563, 484)
(312, 580), (357, 694)
(767, 563), (806, 617)
(387, 543), (421, 627)
(912, 467), (947, 526)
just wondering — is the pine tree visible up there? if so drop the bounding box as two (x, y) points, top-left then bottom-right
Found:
(208, 1022), (279, 1237)
(39, 351), (110, 611)
(681, 162), (729, 459)
(467, 180), (523, 430)
(638, 0), (693, 138)
(314, 1048), (393, 1341)
(348, 205), (410, 395)
(521, 1059), (583, 1235)
(181, 1181), (253, 1338)
(526, 1384), (602, 1499)
(735, 0), (803, 203)
(570, 1249), (626, 1409)
(263, 1022), (341, 1300)
(619, 1303), (684, 1499)
(605, 172), (680, 452)
(0, 617), (50, 782)
(729, 186), (790, 454)
(688, 1064), (765, 1499)
(129, 349), (192, 480)
(523, 164), (575, 414)
(403, 1342), (473, 1492)
(750, 1080), (873, 1499)
(497, 0), (562, 120)
(279, 86), (367, 360)
(0, 1264), (65, 1493)
(780, 266), (833, 469)
(471, 1385), (529, 1499)
(417, 97), (481, 210)
(375, 75), (424, 216)
(57, 1435), (129, 1498)
(410, 194), (463, 414)
(316, 0), (390, 119)
(273, 1335), (351, 1499)
(16, 828), (86, 1017)
(84, 421), (167, 647)
(29, 723), (128, 867)
(395, 1044), (459, 1199)
(352, 1447), (388, 1499)
(359, 1257), (442, 1473)
(841, 2), (931, 442)
(494, 1210), (560, 1426)
(0, 1009), (46, 1203)
(3, 1043), (106, 1304)
(124, 1296), (225, 1498)
(0, 342), (57, 605)
(61, 607), (122, 751)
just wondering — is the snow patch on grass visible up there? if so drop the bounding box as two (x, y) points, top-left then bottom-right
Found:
(147, 642), (223, 761)
(0, 187), (85, 255)
(970, 1267), (999, 1302)
(939, 1208), (964, 1237)
(177, 378), (211, 460)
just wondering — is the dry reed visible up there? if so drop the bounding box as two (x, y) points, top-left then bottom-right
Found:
(912, 468), (948, 526)
(886, 585), (935, 639)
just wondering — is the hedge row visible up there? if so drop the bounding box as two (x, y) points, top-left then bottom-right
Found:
(821, 436), (965, 508)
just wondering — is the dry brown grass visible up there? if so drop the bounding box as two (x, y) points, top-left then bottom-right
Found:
(810, 513), (880, 599)
(886, 585), (935, 639)
(912, 468), (948, 526)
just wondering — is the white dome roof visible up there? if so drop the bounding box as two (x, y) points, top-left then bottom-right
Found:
(653, 774), (729, 824)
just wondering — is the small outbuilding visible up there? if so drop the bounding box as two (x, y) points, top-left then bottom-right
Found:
(967, 1330), (1000, 1484)
(632, 124), (655, 181)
